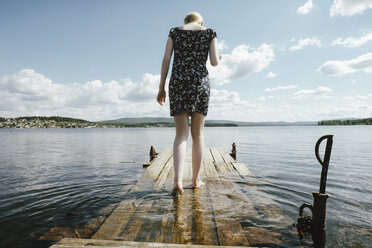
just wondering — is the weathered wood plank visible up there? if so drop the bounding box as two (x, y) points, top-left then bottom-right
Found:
(207, 182), (249, 246)
(154, 157), (174, 189)
(203, 148), (214, 163)
(134, 186), (174, 243)
(202, 160), (219, 179)
(217, 148), (240, 176)
(210, 148), (239, 176)
(145, 148), (173, 179)
(191, 186), (219, 245)
(171, 188), (193, 244)
(50, 238), (254, 247)
(92, 149), (173, 240)
(80, 147), (292, 248)
(117, 198), (155, 241)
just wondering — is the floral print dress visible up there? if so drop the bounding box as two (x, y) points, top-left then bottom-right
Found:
(168, 26), (217, 116)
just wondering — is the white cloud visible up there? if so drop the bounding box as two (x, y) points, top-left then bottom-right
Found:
(318, 52), (372, 76)
(217, 40), (228, 52)
(290, 37), (322, 51)
(297, 0), (314, 15)
(293, 86), (333, 99)
(258, 96), (276, 102)
(264, 85), (298, 92)
(369, 93), (372, 97)
(208, 89), (262, 120)
(0, 69), (168, 121)
(318, 103), (372, 120)
(208, 43), (275, 86)
(0, 69), (269, 122)
(330, 0), (372, 17)
(267, 71), (278, 78)
(332, 32), (372, 47)
(355, 95), (368, 100)
(345, 95), (369, 100)
(352, 79), (357, 84)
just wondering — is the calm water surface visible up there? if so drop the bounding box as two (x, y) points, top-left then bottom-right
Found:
(0, 126), (371, 247)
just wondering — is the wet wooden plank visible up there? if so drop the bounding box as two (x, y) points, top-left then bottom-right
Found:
(218, 148), (253, 177)
(50, 238), (254, 247)
(191, 186), (219, 245)
(203, 148), (214, 162)
(117, 198), (155, 241)
(210, 148), (239, 177)
(91, 196), (142, 240)
(134, 187), (174, 243)
(171, 187), (193, 244)
(145, 148), (173, 179)
(207, 182), (250, 246)
(203, 149), (219, 179)
(154, 157), (174, 189)
(92, 150), (172, 240)
(81, 147), (292, 247)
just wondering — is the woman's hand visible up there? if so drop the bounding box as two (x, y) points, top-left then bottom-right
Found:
(157, 88), (166, 106)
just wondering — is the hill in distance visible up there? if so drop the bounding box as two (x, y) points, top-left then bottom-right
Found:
(99, 117), (318, 126)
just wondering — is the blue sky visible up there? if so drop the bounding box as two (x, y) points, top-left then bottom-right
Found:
(1, 0), (372, 121)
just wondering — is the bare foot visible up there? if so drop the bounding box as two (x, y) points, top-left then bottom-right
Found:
(173, 183), (184, 193)
(192, 180), (205, 188)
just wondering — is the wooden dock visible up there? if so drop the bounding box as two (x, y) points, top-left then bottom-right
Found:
(50, 147), (295, 247)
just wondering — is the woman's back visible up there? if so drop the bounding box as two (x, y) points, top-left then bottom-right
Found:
(167, 26), (217, 117)
(169, 26), (217, 73)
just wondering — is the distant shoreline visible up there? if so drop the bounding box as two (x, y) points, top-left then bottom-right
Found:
(1, 116), (371, 129)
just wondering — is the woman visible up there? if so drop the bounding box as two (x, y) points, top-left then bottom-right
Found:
(157, 12), (221, 193)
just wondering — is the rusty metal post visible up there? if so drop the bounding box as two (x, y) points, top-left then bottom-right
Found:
(296, 134), (333, 246)
(312, 135), (333, 233)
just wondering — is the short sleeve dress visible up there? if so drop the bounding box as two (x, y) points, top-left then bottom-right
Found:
(168, 26), (217, 117)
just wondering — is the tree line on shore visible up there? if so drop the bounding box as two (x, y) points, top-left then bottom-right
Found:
(318, 118), (372, 125)
(0, 116), (237, 128)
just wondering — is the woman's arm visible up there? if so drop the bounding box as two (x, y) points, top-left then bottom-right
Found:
(209, 37), (221, 66)
(157, 37), (174, 105)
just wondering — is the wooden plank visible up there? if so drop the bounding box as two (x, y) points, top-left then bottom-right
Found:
(217, 148), (252, 177)
(191, 186), (219, 245)
(217, 149), (240, 176)
(91, 198), (140, 240)
(92, 149), (173, 240)
(231, 162), (253, 177)
(241, 226), (282, 246)
(203, 148), (214, 163)
(217, 148), (235, 163)
(50, 238), (253, 247)
(154, 157), (174, 189)
(134, 184), (174, 243)
(145, 148), (173, 179)
(202, 160), (219, 179)
(210, 148), (239, 176)
(117, 198), (155, 241)
(207, 182), (250, 246)
(171, 188), (193, 244)
(238, 182), (293, 229)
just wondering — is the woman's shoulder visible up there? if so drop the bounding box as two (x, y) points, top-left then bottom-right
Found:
(170, 26), (212, 31)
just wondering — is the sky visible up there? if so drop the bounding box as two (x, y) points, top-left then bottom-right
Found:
(1, 0), (372, 122)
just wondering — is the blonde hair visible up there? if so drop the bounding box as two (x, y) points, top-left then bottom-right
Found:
(184, 12), (203, 24)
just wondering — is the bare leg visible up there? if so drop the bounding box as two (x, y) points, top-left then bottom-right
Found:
(191, 112), (205, 188)
(173, 112), (189, 193)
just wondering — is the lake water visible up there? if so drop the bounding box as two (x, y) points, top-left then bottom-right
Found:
(0, 126), (371, 247)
